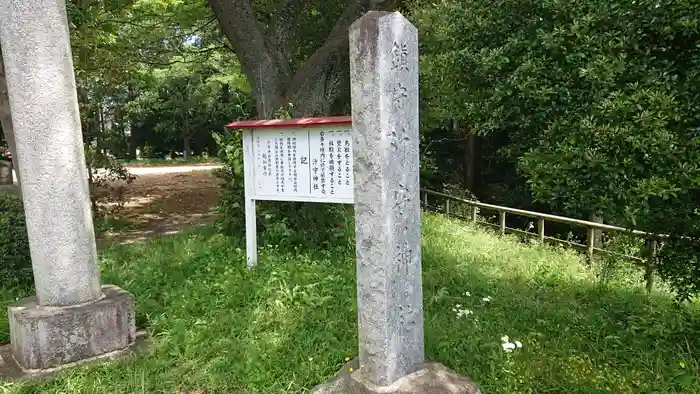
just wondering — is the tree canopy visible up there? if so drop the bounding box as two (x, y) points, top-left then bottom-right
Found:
(0, 0), (698, 298)
(413, 0), (700, 298)
(208, 0), (400, 117)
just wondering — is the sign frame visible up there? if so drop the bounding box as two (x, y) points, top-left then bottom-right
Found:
(226, 116), (354, 268)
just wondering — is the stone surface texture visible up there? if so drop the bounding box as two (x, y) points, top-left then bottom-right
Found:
(0, 330), (148, 381)
(310, 359), (481, 394)
(349, 11), (424, 386)
(8, 285), (136, 371)
(0, 0), (101, 306)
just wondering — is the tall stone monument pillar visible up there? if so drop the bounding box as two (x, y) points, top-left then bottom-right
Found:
(312, 11), (479, 394)
(351, 11), (424, 385)
(0, 0), (136, 374)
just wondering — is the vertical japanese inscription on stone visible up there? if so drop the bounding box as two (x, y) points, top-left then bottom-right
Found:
(392, 82), (408, 109)
(350, 11), (423, 386)
(392, 41), (409, 72)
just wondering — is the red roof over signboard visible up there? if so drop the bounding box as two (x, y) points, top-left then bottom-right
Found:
(226, 116), (352, 129)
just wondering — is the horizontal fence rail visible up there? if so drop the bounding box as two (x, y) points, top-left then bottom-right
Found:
(419, 188), (659, 293)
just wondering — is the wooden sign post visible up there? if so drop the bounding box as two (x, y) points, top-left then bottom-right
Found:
(226, 116), (354, 268)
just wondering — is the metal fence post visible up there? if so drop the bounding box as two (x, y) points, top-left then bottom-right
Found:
(499, 211), (506, 235)
(643, 238), (658, 294)
(586, 227), (595, 264)
(538, 218), (545, 242)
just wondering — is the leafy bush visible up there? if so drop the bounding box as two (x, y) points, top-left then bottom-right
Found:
(211, 130), (245, 234)
(213, 130), (354, 250)
(0, 192), (32, 286)
(85, 147), (137, 217)
(594, 233), (647, 288)
(656, 235), (700, 302)
(413, 0), (700, 299)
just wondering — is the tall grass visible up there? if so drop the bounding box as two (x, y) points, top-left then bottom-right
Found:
(1, 213), (698, 393)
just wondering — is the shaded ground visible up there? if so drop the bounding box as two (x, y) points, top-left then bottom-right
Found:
(98, 165), (223, 245)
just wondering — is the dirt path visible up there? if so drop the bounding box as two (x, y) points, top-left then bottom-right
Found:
(98, 165), (223, 245)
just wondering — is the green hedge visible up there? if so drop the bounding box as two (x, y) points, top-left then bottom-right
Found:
(0, 191), (32, 286)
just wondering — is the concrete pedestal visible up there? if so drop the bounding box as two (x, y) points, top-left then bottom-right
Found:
(7, 285), (136, 372)
(311, 359), (481, 394)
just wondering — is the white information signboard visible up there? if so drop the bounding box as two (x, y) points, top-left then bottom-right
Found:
(226, 116), (355, 268)
(250, 127), (354, 203)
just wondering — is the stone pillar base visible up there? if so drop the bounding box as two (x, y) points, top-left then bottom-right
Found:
(6, 284), (136, 372)
(311, 359), (481, 394)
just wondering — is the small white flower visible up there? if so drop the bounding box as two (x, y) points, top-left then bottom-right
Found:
(501, 335), (509, 342)
(464, 291), (471, 297)
(482, 296), (492, 302)
(456, 304), (462, 308)
(455, 308), (473, 318)
(515, 341), (522, 348)
(501, 342), (516, 352)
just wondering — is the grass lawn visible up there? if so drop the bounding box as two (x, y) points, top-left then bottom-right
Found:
(1, 213), (698, 393)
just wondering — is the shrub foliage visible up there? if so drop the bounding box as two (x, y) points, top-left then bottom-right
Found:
(413, 0), (700, 299)
(0, 192), (32, 286)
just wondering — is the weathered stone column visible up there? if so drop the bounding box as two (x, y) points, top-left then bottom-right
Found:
(312, 11), (479, 394)
(0, 41), (23, 192)
(351, 11), (424, 385)
(0, 0), (135, 374)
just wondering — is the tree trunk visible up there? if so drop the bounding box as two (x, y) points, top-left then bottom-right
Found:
(129, 127), (138, 159)
(463, 123), (476, 192)
(126, 84), (138, 158)
(97, 101), (104, 152)
(0, 42), (21, 193)
(183, 137), (190, 160)
(87, 157), (98, 214)
(208, 0), (398, 118)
